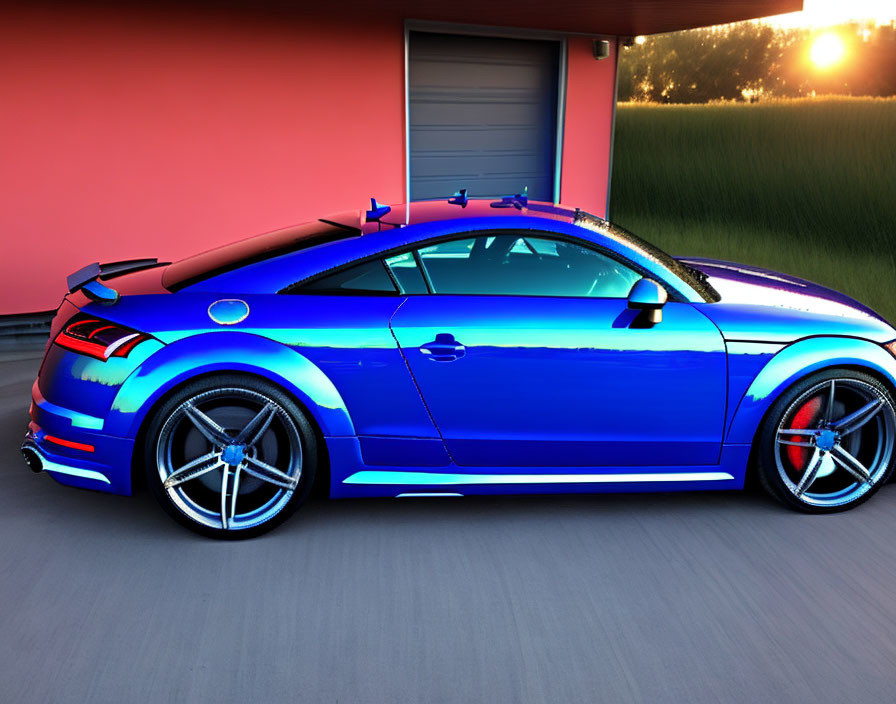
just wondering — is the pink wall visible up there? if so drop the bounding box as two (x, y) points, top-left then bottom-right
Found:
(0, 5), (406, 314)
(560, 36), (618, 218)
(0, 5), (619, 315)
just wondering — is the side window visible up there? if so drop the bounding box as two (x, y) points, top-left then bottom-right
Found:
(416, 238), (478, 294)
(416, 234), (641, 298)
(384, 252), (428, 294)
(296, 259), (397, 295)
(420, 239), (477, 258)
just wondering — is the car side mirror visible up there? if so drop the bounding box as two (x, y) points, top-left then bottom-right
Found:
(627, 278), (668, 327)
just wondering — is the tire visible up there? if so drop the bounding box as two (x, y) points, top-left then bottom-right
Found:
(144, 375), (317, 538)
(757, 368), (896, 513)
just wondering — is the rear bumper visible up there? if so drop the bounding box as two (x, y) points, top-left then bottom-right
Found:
(22, 433), (112, 486)
(22, 423), (135, 496)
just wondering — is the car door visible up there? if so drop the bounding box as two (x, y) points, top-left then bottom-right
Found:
(279, 257), (450, 467)
(387, 232), (728, 469)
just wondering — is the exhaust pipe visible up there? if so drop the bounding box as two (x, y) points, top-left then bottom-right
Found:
(19, 437), (111, 484)
(21, 443), (43, 473)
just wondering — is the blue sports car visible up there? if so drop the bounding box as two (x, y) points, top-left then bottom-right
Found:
(21, 196), (896, 537)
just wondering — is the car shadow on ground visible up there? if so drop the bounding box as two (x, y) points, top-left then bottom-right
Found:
(2, 454), (794, 543)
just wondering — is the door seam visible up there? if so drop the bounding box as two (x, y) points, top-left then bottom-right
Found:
(388, 298), (457, 464)
(690, 303), (729, 464)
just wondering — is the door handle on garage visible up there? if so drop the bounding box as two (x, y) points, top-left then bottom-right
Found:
(420, 334), (466, 362)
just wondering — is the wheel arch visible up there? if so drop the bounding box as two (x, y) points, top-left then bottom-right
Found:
(129, 367), (333, 497)
(727, 336), (896, 449)
(114, 332), (349, 494)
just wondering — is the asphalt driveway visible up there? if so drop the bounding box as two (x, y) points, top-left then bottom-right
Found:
(2, 352), (896, 703)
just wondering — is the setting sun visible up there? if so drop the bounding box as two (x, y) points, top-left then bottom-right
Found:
(809, 32), (846, 69)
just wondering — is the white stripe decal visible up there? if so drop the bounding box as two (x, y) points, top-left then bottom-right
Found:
(396, 492), (464, 498)
(44, 463), (111, 484)
(346, 471), (734, 486)
(38, 454), (111, 484)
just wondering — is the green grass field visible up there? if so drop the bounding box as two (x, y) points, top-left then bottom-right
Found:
(609, 97), (896, 323)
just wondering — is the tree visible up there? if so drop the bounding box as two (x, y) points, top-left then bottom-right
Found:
(617, 22), (896, 103)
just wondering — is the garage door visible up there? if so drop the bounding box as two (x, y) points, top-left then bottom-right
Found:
(409, 32), (560, 202)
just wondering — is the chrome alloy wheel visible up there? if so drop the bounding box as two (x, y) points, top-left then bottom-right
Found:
(156, 387), (303, 531)
(774, 378), (896, 508)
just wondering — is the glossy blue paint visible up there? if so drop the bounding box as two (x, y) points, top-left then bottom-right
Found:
(35, 338), (163, 421)
(390, 296), (727, 467)
(723, 341), (782, 432)
(106, 331), (355, 440)
(84, 292), (439, 442)
(324, 436), (751, 499)
(726, 336), (896, 445)
(81, 279), (119, 305)
(359, 437), (451, 466)
(21, 200), (896, 509)
(686, 258), (894, 343)
(31, 381), (104, 430)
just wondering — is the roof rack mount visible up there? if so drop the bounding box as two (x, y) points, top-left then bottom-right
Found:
(490, 192), (528, 210)
(447, 189), (469, 208)
(365, 198), (391, 222)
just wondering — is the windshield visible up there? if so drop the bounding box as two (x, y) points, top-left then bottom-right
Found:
(574, 212), (720, 302)
(162, 220), (360, 292)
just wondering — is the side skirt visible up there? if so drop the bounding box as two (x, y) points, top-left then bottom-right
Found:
(325, 438), (751, 499)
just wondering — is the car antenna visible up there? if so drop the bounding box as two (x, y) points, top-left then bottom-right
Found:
(365, 197), (391, 223)
(490, 186), (528, 210)
(447, 189), (469, 207)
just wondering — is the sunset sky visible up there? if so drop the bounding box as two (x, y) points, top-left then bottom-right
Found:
(761, 0), (896, 28)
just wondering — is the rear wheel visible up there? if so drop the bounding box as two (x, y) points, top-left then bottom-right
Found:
(144, 375), (317, 538)
(757, 369), (896, 512)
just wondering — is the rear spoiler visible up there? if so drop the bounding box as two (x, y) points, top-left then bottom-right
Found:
(66, 258), (161, 293)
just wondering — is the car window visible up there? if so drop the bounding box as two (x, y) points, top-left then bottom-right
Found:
(418, 238), (477, 259)
(416, 234), (641, 298)
(384, 252), (428, 294)
(296, 259), (397, 295)
(575, 210), (720, 302)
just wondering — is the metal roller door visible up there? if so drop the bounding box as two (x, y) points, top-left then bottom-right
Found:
(409, 31), (560, 202)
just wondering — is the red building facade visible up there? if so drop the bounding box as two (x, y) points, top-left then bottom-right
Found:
(0, 1), (798, 314)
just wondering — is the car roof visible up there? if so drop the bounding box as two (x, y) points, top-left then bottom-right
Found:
(162, 198), (578, 292)
(315, 198), (579, 234)
(369, 199), (578, 231)
(173, 198), (713, 304)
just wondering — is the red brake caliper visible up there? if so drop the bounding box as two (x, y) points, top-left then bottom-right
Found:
(786, 397), (822, 471)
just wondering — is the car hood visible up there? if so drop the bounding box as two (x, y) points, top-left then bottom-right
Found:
(680, 258), (895, 344)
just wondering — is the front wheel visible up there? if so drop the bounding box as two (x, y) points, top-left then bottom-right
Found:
(757, 369), (896, 512)
(144, 375), (317, 538)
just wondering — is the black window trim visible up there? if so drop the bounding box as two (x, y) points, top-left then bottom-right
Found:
(280, 229), (687, 302)
(381, 257), (403, 292)
(410, 249), (435, 294)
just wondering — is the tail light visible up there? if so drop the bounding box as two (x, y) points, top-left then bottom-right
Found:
(54, 314), (150, 361)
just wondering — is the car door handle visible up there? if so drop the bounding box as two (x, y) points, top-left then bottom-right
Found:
(420, 334), (466, 362)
